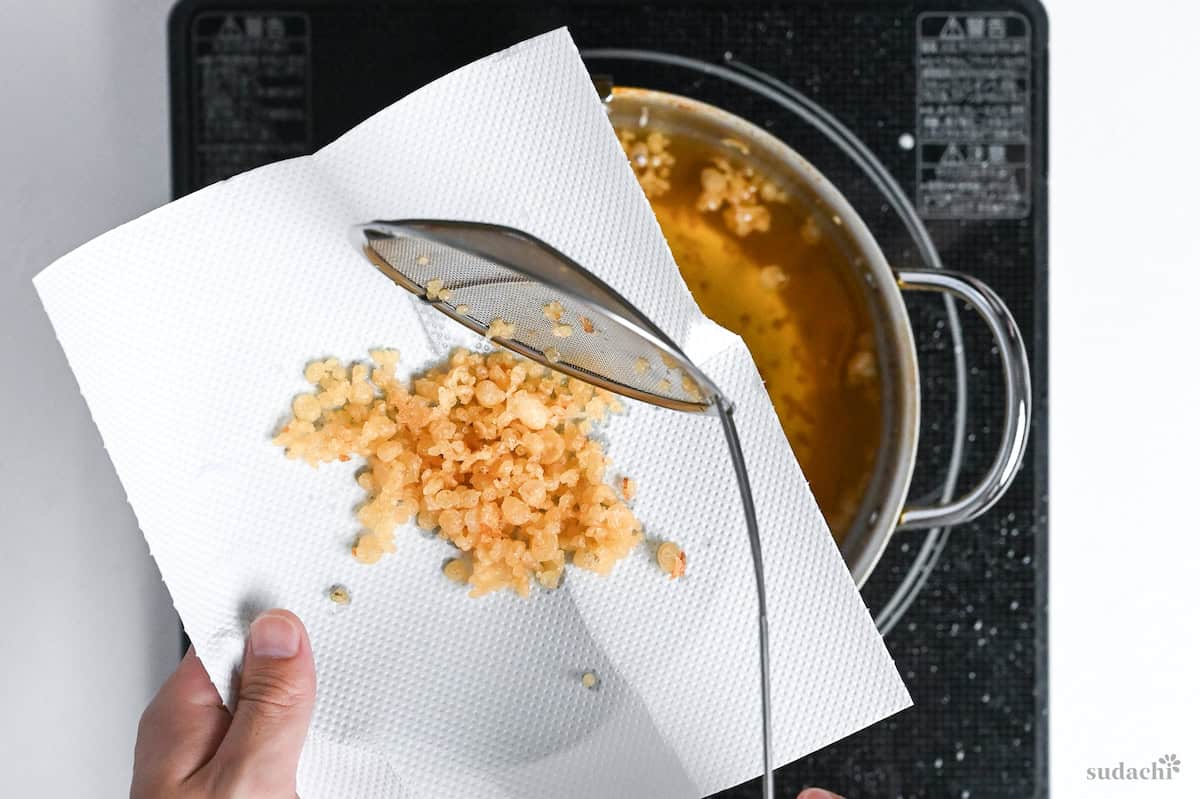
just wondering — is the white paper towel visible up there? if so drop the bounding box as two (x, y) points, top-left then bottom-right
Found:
(34, 28), (910, 798)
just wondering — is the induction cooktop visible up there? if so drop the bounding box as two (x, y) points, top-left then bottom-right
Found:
(168, 3), (1048, 796)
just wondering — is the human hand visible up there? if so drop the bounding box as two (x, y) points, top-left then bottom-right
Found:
(131, 610), (316, 799)
(797, 790), (845, 799)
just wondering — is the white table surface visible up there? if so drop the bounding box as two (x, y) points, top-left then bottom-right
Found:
(1, 0), (182, 796)
(1, 0), (1197, 796)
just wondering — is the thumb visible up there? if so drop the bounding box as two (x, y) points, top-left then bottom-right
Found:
(207, 610), (316, 796)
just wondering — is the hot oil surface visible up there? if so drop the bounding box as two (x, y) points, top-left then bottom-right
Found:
(618, 125), (882, 540)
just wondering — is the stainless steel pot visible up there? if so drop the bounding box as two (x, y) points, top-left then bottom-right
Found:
(606, 88), (1031, 586)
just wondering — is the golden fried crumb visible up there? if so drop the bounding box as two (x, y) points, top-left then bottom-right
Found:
(304, 360), (328, 384)
(328, 585), (351, 604)
(275, 348), (643, 597)
(416, 254), (431, 266)
(455, 304), (470, 315)
(656, 541), (686, 579)
(621, 477), (637, 501)
(801, 216), (822, 245)
(759, 264), (788, 291)
(633, 357), (650, 375)
(581, 670), (600, 689)
(656, 378), (671, 392)
(424, 278), (444, 300)
(437, 288), (452, 302)
(760, 182), (784, 203)
(544, 346), (561, 363)
(846, 344), (878, 388)
(352, 532), (385, 564)
(725, 205), (770, 237)
(696, 157), (786, 237)
(721, 137), (751, 156)
(536, 562), (563, 589)
(619, 128), (675, 197)
(293, 394), (321, 423)
(486, 318), (516, 339)
(681, 374), (701, 399)
(552, 323), (573, 338)
(580, 316), (595, 334)
(367, 348), (400, 369)
(543, 301), (565, 322)
(442, 558), (471, 584)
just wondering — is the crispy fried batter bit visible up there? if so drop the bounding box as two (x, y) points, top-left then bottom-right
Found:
(542, 301), (565, 322)
(758, 264), (788, 291)
(656, 541), (687, 579)
(633, 357), (650, 375)
(845, 333), (878, 388)
(328, 584), (351, 604)
(486, 318), (516, 340)
(275, 348), (641, 597)
(721, 137), (751, 156)
(442, 558), (470, 584)
(424, 278), (444, 300)
(581, 670), (600, 690)
(351, 530), (384, 564)
(620, 476), (637, 501)
(551, 323), (573, 339)
(455, 304), (470, 315)
(579, 316), (595, 334)
(696, 156), (787, 237)
(800, 216), (823, 246)
(618, 128), (675, 198)
(544, 346), (562, 364)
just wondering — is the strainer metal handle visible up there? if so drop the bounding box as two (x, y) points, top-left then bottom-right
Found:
(895, 269), (1032, 530)
(715, 398), (774, 799)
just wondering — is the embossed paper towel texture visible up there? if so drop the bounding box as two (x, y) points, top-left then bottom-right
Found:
(34, 28), (909, 798)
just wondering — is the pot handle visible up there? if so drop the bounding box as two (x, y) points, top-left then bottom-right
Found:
(894, 270), (1032, 529)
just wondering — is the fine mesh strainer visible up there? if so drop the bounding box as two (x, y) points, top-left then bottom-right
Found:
(355, 219), (776, 799)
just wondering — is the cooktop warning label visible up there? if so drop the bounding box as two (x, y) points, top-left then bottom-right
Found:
(916, 12), (1031, 219)
(191, 12), (312, 187)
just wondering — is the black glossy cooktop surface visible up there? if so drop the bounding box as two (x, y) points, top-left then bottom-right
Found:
(169, 2), (1048, 796)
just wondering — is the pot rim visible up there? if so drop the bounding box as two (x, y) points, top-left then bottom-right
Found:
(608, 87), (922, 587)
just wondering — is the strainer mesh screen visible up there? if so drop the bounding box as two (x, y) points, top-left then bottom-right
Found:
(366, 233), (711, 411)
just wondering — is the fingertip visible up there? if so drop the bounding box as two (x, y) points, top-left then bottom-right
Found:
(249, 612), (303, 659)
(245, 609), (315, 693)
(157, 644), (224, 709)
(797, 790), (846, 799)
(255, 608), (308, 632)
(177, 645), (204, 677)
